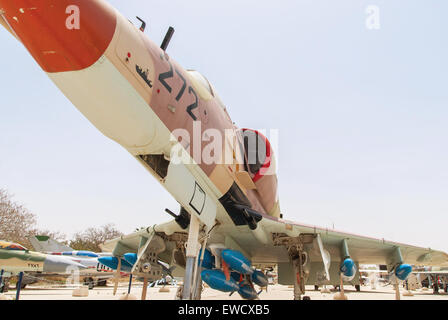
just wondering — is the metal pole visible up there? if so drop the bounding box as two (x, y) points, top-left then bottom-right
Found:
(113, 258), (121, 296)
(394, 277), (401, 301)
(192, 238), (208, 300)
(182, 215), (200, 300)
(16, 272), (23, 300)
(128, 274), (133, 294)
(141, 277), (148, 300)
(340, 273), (345, 296)
(0, 269), (4, 293)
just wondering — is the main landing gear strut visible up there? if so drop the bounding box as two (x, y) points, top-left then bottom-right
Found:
(288, 244), (308, 300)
(182, 215), (201, 300)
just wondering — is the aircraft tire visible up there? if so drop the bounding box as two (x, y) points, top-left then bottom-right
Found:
(97, 279), (107, 287)
(85, 277), (95, 290)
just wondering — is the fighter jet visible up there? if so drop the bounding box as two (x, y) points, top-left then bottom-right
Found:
(0, 240), (86, 295)
(29, 235), (112, 259)
(1, 0), (447, 300)
(28, 236), (117, 288)
(0, 240), (86, 274)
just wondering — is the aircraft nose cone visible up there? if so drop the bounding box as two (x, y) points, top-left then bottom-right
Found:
(43, 255), (86, 273)
(0, 0), (117, 72)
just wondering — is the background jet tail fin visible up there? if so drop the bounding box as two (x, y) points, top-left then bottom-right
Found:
(28, 235), (73, 253)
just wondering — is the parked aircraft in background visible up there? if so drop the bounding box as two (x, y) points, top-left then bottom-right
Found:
(30, 236), (175, 291)
(0, 240), (85, 275)
(29, 236), (116, 288)
(359, 265), (448, 294)
(1, 0), (447, 300)
(0, 240), (85, 297)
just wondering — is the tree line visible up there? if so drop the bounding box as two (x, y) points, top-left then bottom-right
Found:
(0, 189), (123, 252)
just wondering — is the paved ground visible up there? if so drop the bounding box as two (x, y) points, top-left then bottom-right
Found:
(2, 284), (448, 300)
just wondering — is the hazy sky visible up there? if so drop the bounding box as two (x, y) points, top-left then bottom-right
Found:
(0, 1), (447, 252)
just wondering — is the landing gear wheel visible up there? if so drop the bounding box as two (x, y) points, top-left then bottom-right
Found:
(85, 278), (94, 290)
(355, 284), (361, 292)
(97, 279), (107, 287)
(303, 296), (311, 300)
(433, 284), (439, 294)
(2, 279), (9, 292)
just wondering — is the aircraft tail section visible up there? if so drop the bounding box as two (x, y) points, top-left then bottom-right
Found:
(29, 235), (73, 253)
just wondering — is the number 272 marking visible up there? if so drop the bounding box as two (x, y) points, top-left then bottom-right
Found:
(158, 61), (198, 121)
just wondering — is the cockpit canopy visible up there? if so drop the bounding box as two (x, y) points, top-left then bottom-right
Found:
(187, 70), (226, 111)
(188, 70), (213, 95)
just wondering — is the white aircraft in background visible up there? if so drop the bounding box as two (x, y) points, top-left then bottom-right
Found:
(29, 236), (176, 291)
(29, 236), (115, 288)
(359, 265), (448, 293)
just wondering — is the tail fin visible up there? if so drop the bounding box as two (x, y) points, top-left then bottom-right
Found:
(28, 235), (72, 253)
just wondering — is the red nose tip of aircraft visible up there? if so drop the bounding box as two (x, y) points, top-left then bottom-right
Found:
(0, 0), (116, 73)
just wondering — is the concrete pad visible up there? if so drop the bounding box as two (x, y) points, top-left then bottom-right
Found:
(403, 290), (414, 296)
(72, 286), (89, 297)
(333, 292), (348, 300)
(3, 284), (448, 301)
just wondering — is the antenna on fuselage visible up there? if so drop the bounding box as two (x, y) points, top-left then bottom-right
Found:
(136, 16), (146, 32)
(161, 26), (175, 51)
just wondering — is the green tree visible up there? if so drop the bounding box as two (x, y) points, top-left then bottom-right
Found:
(70, 224), (123, 252)
(0, 189), (67, 249)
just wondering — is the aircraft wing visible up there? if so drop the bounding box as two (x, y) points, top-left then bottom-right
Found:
(101, 216), (448, 284)
(230, 216), (448, 266)
(100, 227), (157, 254)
